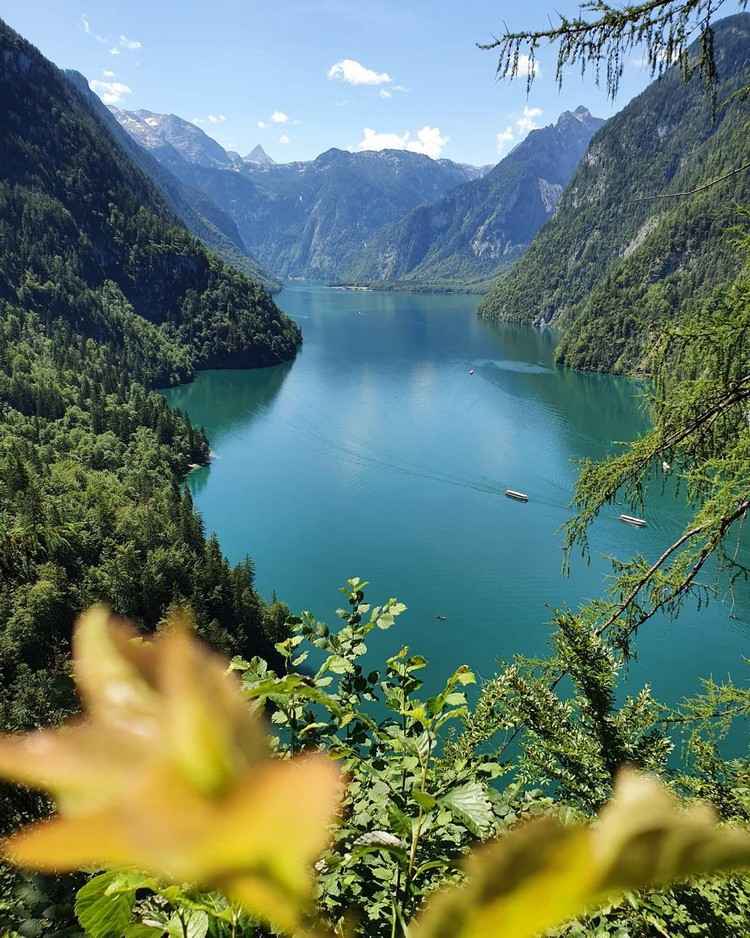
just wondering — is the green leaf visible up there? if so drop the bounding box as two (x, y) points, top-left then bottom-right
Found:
(166, 911), (209, 938)
(75, 871), (136, 938)
(440, 782), (493, 836)
(327, 655), (355, 675)
(412, 787), (437, 811)
(388, 803), (413, 838)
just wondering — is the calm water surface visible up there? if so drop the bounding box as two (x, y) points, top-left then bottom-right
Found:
(165, 285), (749, 708)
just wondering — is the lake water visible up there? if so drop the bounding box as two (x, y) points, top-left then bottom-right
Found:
(164, 284), (749, 711)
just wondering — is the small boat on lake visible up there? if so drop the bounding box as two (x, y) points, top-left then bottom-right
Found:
(469, 368), (475, 375)
(505, 489), (529, 502)
(620, 514), (647, 527)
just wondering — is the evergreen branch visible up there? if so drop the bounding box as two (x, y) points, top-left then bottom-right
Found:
(609, 497), (750, 646)
(477, 0), (738, 97)
(658, 702), (750, 725)
(493, 497), (749, 762)
(479, 0), (706, 49)
(594, 521), (711, 636)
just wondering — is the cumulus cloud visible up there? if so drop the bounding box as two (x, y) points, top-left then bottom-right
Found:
(102, 69), (116, 78)
(119, 35), (142, 50)
(356, 125), (448, 160)
(515, 54), (540, 77)
(258, 111), (297, 129)
(279, 133), (290, 144)
(89, 79), (133, 105)
(328, 58), (391, 86)
(109, 47), (121, 56)
(193, 114), (227, 125)
(496, 105), (544, 154)
(516, 105), (543, 134)
(379, 89), (392, 99)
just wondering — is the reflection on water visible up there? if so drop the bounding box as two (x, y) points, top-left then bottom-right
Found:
(168, 361), (293, 447)
(163, 284), (749, 742)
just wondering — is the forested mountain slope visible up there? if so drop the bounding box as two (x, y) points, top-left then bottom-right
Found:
(65, 74), (279, 289)
(111, 109), (482, 280)
(479, 12), (750, 373)
(0, 17), (295, 750)
(0, 18), (299, 375)
(343, 107), (604, 288)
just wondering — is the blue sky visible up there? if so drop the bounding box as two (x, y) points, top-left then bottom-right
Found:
(3, 1), (745, 165)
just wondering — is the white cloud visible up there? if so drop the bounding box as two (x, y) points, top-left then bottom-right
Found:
(279, 133), (290, 144)
(328, 58), (391, 86)
(357, 125), (448, 160)
(516, 105), (543, 134)
(408, 126), (449, 159)
(81, 14), (107, 44)
(258, 111), (297, 128)
(496, 105), (544, 154)
(89, 79), (133, 105)
(102, 69), (116, 78)
(119, 35), (142, 50)
(631, 47), (681, 68)
(109, 47), (121, 56)
(516, 54), (540, 77)
(379, 89), (392, 99)
(193, 114), (227, 125)
(358, 129), (407, 150)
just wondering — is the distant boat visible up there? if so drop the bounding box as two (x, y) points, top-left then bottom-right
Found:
(469, 368), (475, 375)
(620, 514), (647, 527)
(435, 615), (448, 621)
(505, 489), (528, 502)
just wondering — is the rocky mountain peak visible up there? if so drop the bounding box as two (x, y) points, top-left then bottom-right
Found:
(244, 144), (274, 166)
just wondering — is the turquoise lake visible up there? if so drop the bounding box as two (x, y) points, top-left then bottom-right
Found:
(164, 284), (749, 708)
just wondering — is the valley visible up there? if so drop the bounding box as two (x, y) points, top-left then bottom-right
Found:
(165, 284), (750, 712)
(1, 3), (750, 935)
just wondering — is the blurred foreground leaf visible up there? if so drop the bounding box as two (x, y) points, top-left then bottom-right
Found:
(0, 606), (343, 934)
(413, 769), (750, 938)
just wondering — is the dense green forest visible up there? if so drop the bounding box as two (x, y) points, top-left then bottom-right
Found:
(0, 18), (300, 375)
(479, 13), (750, 374)
(0, 16), (297, 792)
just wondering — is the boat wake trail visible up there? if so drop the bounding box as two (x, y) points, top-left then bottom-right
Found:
(283, 416), (573, 512)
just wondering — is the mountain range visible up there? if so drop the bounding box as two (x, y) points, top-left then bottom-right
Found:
(480, 12), (750, 372)
(64, 78), (278, 289)
(109, 108), (490, 280)
(109, 103), (606, 289)
(343, 106), (605, 288)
